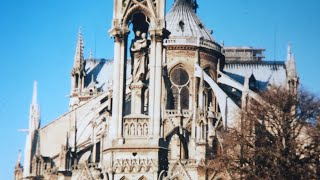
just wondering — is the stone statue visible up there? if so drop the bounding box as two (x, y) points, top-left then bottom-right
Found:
(131, 30), (149, 83)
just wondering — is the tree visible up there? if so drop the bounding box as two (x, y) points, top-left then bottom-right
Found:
(213, 87), (320, 180)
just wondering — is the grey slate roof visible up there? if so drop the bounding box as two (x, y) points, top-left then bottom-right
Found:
(223, 61), (287, 90)
(83, 58), (287, 94)
(166, 0), (215, 42)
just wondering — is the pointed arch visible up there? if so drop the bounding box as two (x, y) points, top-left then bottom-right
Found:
(165, 127), (189, 159)
(123, 4), (155, 28)
(180, 86), (190, 109)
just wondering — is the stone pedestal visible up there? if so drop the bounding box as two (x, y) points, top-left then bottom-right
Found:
(130, 81), (146, 114)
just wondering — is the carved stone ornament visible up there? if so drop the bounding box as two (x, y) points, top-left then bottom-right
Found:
(113, 158), (156, 173)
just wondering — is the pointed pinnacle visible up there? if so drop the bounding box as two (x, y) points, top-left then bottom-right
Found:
(287, 42), (292, 61)
(32, 81), (38, 105)
(74, 27), (84, 66)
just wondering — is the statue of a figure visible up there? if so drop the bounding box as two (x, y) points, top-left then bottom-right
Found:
(131, 30), (149, 83)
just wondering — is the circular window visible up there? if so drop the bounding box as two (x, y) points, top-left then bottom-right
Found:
(170, 67), (189, 86)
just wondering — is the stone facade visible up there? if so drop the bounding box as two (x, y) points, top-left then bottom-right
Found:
(15, 0), (298, 179)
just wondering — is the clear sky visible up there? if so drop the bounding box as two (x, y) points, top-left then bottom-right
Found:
(1, 0), (319, 179)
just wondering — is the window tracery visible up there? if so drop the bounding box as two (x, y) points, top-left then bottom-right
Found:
(168, 66), (190, 110)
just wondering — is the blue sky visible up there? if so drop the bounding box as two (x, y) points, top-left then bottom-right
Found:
(0, 0), (319, 179)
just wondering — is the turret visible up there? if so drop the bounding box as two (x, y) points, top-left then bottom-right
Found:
(23, 81), (41, 178)
(70, 29), (86, 109)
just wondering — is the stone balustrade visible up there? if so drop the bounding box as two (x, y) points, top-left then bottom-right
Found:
(123, 114), (149, 137)
(164, 37), (221, 52)
(72, 163), (99, 171)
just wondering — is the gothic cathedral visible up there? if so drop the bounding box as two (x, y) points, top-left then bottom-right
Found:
(14, 0), (298, 179)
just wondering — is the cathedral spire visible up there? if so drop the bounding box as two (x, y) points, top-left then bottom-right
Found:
(30, 81), (40, 131)
(23, 81), (41, 178)
(74, 27), (84, 69)
(285, 43), (299, 94)
(32, 81), (38, 105)
(286, 43), (298, 79)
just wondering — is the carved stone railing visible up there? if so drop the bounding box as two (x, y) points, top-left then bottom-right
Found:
(123, 114), (149, 137)
(79, 91), (100, 97)
(165, 109), (193, 118)
(165, 110), (180, 117)
(164, 37), (222, 52)
(72, 163), (99, 171)
(113, 158), (156, 173)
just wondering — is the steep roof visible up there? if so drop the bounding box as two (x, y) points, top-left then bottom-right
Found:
(166, 0), (215, 42)
(223, 61), (287, 90)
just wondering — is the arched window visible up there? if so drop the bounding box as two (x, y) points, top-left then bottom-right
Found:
(180, 86), (189, 109)
(75, 74), (79, 89)
(199, 121), (206, 140)
(168, 66), (190, 110)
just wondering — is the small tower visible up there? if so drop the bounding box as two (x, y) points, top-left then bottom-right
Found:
(23, 81), (41, 178)
(286, 43), (299, 95)
(70, 29), (86, 109)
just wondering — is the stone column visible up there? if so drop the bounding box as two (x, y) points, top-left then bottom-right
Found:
(192, 48), (200, 139)
(148, 30), (163, 138)
(117, 33), (128, 140)
(81, 75), (85, 90)
(91, 121), (97, 163)
(109, 29), (129, 142)
(153, 33), (163, 137)
(148, 30), (157, 136)
(109, 34), (121, 140)
(70, 76), (75, 93)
